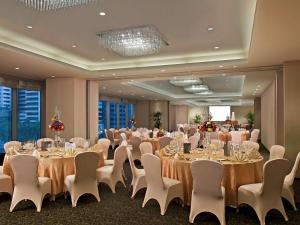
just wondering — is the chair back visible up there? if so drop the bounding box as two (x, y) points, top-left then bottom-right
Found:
(70, 137), (86, 148)
(4, 141), (22, 153)
(250, 129), (260, 142)
(229, 131), (242, 144)
(120, 133), (127, 141)
(242, 141), (260, 151)
(112, 146), (127, 173)
(74, 152), (99, 183)
(139, 142), (153, 155)
(37, 138), (54, 148)
(127, 149), (138, 178)
(10, 155), (39, 187)
(159, 136), (173, 149)
(97, 138), (110, 159)
(285, 152), (300, 186)
(261, 158), (290, 197)
(105, 129), (114, 142)
(269, 145), (285, 160)
(191, 160), (224, 198)
(132, 131), (141, 137)
(130, 136), (142, 152)
(141, 154), (164, 190)
(188, 135), (199, 150)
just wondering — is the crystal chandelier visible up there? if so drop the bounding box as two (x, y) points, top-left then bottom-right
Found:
(97, 25), (168, 57)
(17, 0), (95, 12)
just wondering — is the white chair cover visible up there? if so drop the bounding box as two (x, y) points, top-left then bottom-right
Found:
(189, 160), (225, 224)
(69, 137), (86, 148)
(158, 137), (173, 149)
(229, 131), (242, 144)
(129, 136), (142, 161)
(96, 146), (127, 193)
(282, 152), (300, 210)
(242, 141), (260, 151)
(188, 135), (199, 150)
(120, 133), (127, 141)
(269, 145), (285, 160)
(9, 155), (51, 212)
(37, 138), (54, 148)
(64, 152), (100, 207)
(238, 159), (290, 225)
(127, 149), (146, 198)
(4, 141), (22, 153)
(139, 142), (153, 155)
(250, 129), (260, 142)
(97, 138), (110, 160)
(105, 129), (120, 149)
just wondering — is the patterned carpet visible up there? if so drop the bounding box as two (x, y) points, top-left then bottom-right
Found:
(0, 148), (299, 225)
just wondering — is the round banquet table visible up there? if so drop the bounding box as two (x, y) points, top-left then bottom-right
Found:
(161, 151), (263, 207)
(3, 149), (104, 196)
(142, 138), (160, 152)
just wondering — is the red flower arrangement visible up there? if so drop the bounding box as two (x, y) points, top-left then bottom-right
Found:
(130, 118), (137, 126)
(199, 121), (217, 132)
(49, 108), (65, 132)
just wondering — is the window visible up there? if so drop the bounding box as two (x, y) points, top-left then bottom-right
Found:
(109, 101), (117, 128)
(127, 103), (135, 128)
(0, 86), (12, 153)
(17, 89), (41, 142)
(98, 100), (107, 138)
(119, 103), (126, 128)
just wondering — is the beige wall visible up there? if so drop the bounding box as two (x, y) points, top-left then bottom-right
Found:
(169, 105), (189, 131)
(135, 101), (150, 128)
(261, 80), (276, 150)
(231, 106), (254, 124)
(283, 61), (300, 176)
(87, 81), (99, 144)
(188, 106), (209, 124)
(46, 78), (87, 140)
(254, 97), (261, 130)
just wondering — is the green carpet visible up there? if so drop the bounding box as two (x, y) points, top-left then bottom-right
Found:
(0, 148), (299, 225)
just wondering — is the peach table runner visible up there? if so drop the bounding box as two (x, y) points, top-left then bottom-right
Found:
(3, 149), (104, 196)
(161, 151), (263, 206)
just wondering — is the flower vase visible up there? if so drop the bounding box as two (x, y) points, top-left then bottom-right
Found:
(54, 131), (61, 147)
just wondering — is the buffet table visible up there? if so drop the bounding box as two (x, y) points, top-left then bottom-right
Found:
(3, 149), (104, 196)
(161, 150), (263, 206)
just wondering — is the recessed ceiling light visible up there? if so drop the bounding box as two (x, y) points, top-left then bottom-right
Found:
(161, 69), (166, 72)
(99, 12), (106, 16)
(207, 27), (214, 31)
(101, 75), (105, 77)
(72, 45), (77, 48)
(102, 86), (106, 90)
(222, 73), (226, 76)
(15, 67), (20, 70)
(101, 58), (105, 61)
(131, 79), (134, 82)
(26, 25), (33, 29)
(174, 77), (177, 79)
(141, 96), (145, 98)
(112, 73), (116, 76)
(233, 65), (238, 68)
(51, 75), (55, 78)
(214, 46), (220, 49)
(219, 65), (224, 68)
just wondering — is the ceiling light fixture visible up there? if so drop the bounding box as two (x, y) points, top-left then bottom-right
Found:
(195, 90), (214, 95)
(207, 27), (214, 31)
(97, 25), (168, 57)
(214, 46), (220, 49)
(72, 45), (77, 48)
(26, 25), (33, 29)
(17, 0), (95, 12)
(219, 65), (224, 68)
(170, 79), (202, 87)
(99, 12), (106, 16)
(15, 67), (20, 70)
(161, 69), (166, 72)
(51, 75), (55, 78)
(184, 84), (209, 93)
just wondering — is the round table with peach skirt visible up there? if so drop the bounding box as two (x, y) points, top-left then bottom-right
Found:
(161, 151), (263, 207)
(3, 149), (104, 196)
(142, 138), (161, 152)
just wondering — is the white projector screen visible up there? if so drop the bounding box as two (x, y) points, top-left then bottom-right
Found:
(209, 106), (231, 121)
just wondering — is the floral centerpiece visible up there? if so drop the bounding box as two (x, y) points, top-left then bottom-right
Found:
(130, 118), (137, 129)
(157, 129), (165, 137)
(49, 107), (64, 142)
(199, 113), (217, 132)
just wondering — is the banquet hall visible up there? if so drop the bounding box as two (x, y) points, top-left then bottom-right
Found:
(0, 0), (300, 225)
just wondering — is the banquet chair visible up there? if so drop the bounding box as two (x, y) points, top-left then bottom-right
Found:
(282, 152), (300, 211)
(120, 133), (127, 141)
(37, 138), (54, 148)
(9, 155), (51, 212)
(250, 129), (260, 142)
(97, 138), (111, 160)
(139, 142), (153, 155)
(132, 131), (141, 137)
(188, 135), (200, 150)
(96, 145), (127, 193)
(127, 149), (146, 198)
(229, 131), (242, 144)
(242, 141), (260, 151)
(269, 145), (285, 160)
(4, 141), (22, 153)
(129, 136), (142, 161)
(189, 160), (225, 225)
(238, 159), (290, 225)
(105, 129), (120, 149)
(141, 154), (183, 215)
(0, 173), (13, 196)
(70, 137), (86, 148)
(158, 137), (173, 149)
(64, 152), (100, 207)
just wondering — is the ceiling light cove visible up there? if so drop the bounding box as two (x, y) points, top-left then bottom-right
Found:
(184, 84), (209, 93)
(169, 79), (202, 87)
